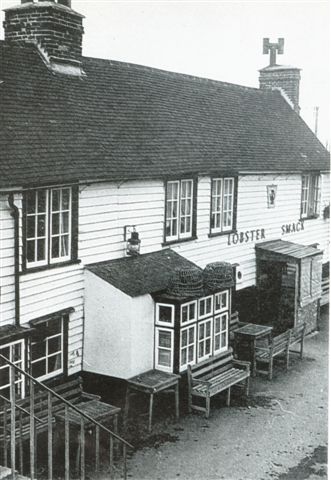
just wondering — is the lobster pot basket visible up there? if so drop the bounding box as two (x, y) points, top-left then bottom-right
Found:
(167, 267), (204, 298)
(203, 262), (234, 291)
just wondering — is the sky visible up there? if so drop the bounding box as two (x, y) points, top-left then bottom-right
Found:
(0, 0), (329, 146)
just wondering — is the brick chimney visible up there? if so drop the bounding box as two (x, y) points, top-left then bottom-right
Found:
(259, 38), (301, 114)
(3, 0), (85, 75)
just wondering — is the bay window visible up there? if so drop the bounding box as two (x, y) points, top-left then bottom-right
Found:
(211, 177), (235, 234)
(301, 174), (321, 219)
(24, 186), (77, 269)
(165, 179), (195, 242)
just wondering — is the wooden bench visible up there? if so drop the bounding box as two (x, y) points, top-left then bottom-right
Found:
(254, 330), (291, 380)
(289, 323), (306, 359)
(187, 350), (250, 419)
(0, 377), (121, 441)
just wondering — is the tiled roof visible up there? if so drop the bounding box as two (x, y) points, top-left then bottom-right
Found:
(86, 249), (201, 297)
(0, 41), (329, 188)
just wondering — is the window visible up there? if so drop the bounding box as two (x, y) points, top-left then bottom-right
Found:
(181, 301), (197, 325)
(214, 291), (229, 313)
(31, 318), (64, 381)
(155, 328), (173, 373)
(197, 319), (212, 361)
(198, 296), (213, 319)
(180, 324), (196, 371)
(301, 174), (321, 219)
(214, 313), (228, 354)
(25, 187), (75, 268)
(211, 177), (235, 233)
(0, 340), (25, 399)
(165, 179), (195, 242)
(156, 304), (175, 327)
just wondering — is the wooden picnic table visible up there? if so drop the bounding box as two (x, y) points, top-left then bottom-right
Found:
(123, 370), (180, 433)
(233, 323), (273, 376)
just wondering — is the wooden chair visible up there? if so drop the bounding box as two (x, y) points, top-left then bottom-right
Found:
(255, 331), (291, 380)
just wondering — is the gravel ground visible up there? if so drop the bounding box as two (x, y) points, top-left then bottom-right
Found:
(122, 307), (328, 480)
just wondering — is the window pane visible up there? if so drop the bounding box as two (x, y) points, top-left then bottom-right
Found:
(37, 215), (46, 237)
(181, 349), (187, 366)
(60, 235), (69, 257)
(48, 336), (62, 355)
(199, 324), (204, 340)
(188, 346), (194, 361)
(31, 341), (46, 360)
(189, 327), (195, 343)
(189, 303), (196, 320)
(27, 216), (36, 239)
(0, 367), (10, 387)
(221, 332), (227, 347)
(37, 239), (46, 261)
(61, 212), (69, 234)
(52, 190), (60, 212)
(158, 305), (173, 324)
(48, 353), (62, 373)
(27, 240), (34, 262)
(62, 189), (70, 210)
(52, 237), (60, 259)
(26, 191), (36, 214)
(159, 331), (171, 348)
(182, 329), (187, 346)
(158, 350), (171, 367)
(32, 360), (46, 379)
(182, 306), (188, 324)
(37, 190), (47, 213)
(52, 213), (60, 235)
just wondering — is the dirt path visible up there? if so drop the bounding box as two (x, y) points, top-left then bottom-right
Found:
(125, 308), (328, 480)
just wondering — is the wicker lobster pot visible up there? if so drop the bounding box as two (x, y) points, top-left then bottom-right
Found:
(167, 267), (204, 298)
(203, 262), (234, 291)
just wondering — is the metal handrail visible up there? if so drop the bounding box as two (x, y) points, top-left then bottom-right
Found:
(0, 353), (133, 449)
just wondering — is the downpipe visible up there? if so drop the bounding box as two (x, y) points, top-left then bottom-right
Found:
(8, 193), (20, 326)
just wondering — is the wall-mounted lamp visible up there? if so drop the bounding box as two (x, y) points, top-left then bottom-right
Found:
(124, 226), (141, 256)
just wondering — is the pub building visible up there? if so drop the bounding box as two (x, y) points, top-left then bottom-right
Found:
(0, 0), (329, 412)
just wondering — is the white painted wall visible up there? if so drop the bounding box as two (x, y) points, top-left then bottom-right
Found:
(84, 270), (154, 379)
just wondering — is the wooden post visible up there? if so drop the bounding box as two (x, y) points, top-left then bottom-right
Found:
(174, 383), (179, 421)
(3, 404), (8, 467)
(123, 444), (127, 480)
(18, 411), (23, 475)
(30, 381), (35, 480)
(80, 417), (85, 480)
(109, 434), (113, 478)
(95, 425), (100, 472)
(148, 393), (154, 433)
(47, 392), (53, 480)
(10, 366), (16, 480)
(64, 405), (70, 480)
(226, 388), (231, 407)
(123, 386), (130, 428)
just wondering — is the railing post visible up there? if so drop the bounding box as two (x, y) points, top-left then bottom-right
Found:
(123, 444), (127, 480)
(48, 392), (53, 480)
(18, 411), (23, 474)
(109, 434), (113, 479)
(80, 417), (85, 480)
(3, 404), (8, 467)
(10, 365), (16, 480)
(64, 405), (70, 480)
(95, 425), (100, 472)
(30, 380), (35, 480)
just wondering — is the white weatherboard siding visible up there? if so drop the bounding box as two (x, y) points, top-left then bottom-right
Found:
(84, 270), (154, 379)
(79, 173), (330, 290)
(0, 193), (84, 375)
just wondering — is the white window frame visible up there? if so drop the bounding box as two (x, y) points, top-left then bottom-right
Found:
(197, 318), (213, 362)
(0, 339), (25, 399)
(31, 318), (64, 382)
(180, 300), (197, 326)
(50, 188), (72, 264)
(301, 174), (321, 219)
(214, 291), (229, 314)
(26, 187), (72, 269)
(214, 313), (228, 355)
(155, 303), (175, 327)
(198, 295), (214, 319)
(211, 177), (235, 234)
(155, 327), (174, 373)
(165, 179), (194, 242)
(179, 324), (196, 372)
